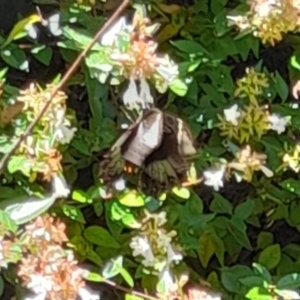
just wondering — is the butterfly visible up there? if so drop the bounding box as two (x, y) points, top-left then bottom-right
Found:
(99, 108), (197, 197)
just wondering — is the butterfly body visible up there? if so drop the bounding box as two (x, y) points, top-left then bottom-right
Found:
(99, 108), (197, 196)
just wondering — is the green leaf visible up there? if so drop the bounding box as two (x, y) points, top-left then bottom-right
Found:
(277, 273), (300, 290)
(234, 199), (255, 220)
(63, 26), (101, 50)
(221, 265), (252, 293)
(102, 256), (123, 279)
(246, 287), (273, 300)
(258, 244), (281, 270)
(239, 276), (265, 287)
(280, 179), (300, 196)
(7, 155), (27, 173)
(170, 78), (188, 96)
(1, 46), (28, 71)
(0, 193), (57, 225)
(257, 232), (274, 249)
(119, 192), (145, 207)
(83, 270), (105, 282)
(291, 55), (300, 70)
(274, 71), (288, 102)
(253, 263), (272, 282)
(84, 226), (120, 249)
(62, 205), (86, 224)
(171, 40), (210, 55)
(72, 190), (91, 203)
(2, 14), (41, 48)
(31, 46), (53, 66)
(229, 220), (252, 250)
(0, 210), (17, 233)
(120, 267), (134, 287)
(86, 248), (103, 267)
(172, 187), (190, 199)
(210, 193), (233, 215)
(198, 231), (215, 268)
(121, 213), (141, 229)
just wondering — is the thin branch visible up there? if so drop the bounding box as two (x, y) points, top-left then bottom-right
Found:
(104, 278), (161, 300)
(0, 0), (131, 175)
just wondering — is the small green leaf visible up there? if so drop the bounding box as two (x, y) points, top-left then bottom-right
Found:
(7, 155), (27, 174)
(84, 226), (120, 249)
(171, 40), (210, 55)
(125, 294), (144, 300)
(170, 78), (188, 96)
(83, 270), (104, 282)
(198, 231), (215, 268)
(172, 187), (190, 199)
(119, 192), (145, 207)
(239, 276), (265, 287)
(120, 267), (134, 287)
(291, 55), (300, 70)
(274, 71), (288, 102)
(1, 46), (28, 71)
(102, 256), (123, 279)
(246, 287), (273, 300)
(2, 14), (41, 48)
(277, 273), (300, 290)
(234, 199), (255, 220)
(257, 232), (274, 249)
(258, 244), (281, 270)
(31, 46), (53, 66)
(0, 210), (17, 233)
(210, 193), (233, 215)
(62, 205), (86, 224)
(72, 190), (90, 203)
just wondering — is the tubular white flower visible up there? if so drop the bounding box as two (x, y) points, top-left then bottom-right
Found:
(224, 104), (241, 126)
(78, 287), (100, 300)
(54, 123), (77, 145)
(203, 166), (226, 191)
(101, 17), (127, 46)
(268, 113), (290, 134)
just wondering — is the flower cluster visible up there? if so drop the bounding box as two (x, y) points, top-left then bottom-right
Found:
(228, 0), (300, 45)
(203, 145), (274, 191)
(18, 214), (98, 300)
(13, 83), (77, 181)
(100, 11), (179, 109)
(218, 68), (290, 143)
(129, 211), (182, 272)
(218, 102), (270, 143)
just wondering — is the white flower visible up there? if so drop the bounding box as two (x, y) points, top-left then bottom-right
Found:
(268, 113), (290, 134)
(139, 79), (154, 107)
(203, 166), (226, 191)
(114, 178), (126, 191)
(166, 244), (182, 265)
(156, 56), (179, 83)
(54, 123), (77, 144)
(78, 287), (100, 300)
(24, 293), (47, 300)
(123, 78), (153, 109)
(157, 211), (167, 227)
(224, 104), (241, 126)
(101, 17), (127, 46)
(26, 274), (53, 296)
(0, 238), (8, 270)
(129, 236), (155, 267)
(123, 78), (141, 109)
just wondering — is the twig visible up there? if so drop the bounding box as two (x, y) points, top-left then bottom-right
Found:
(104, 278), (160, 300)
(0, 0), (131, 175)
